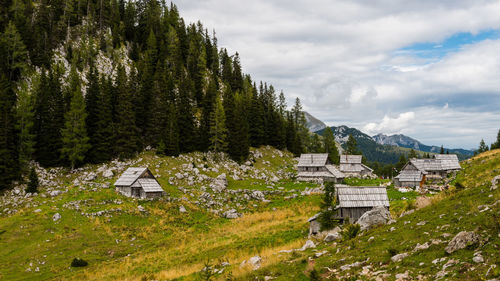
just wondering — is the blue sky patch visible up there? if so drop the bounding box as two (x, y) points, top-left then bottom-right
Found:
(395, 29), (500, 60)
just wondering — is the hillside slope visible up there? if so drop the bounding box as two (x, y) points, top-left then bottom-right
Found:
(0, 147), (323, 280)
(243, 149), (500, 280)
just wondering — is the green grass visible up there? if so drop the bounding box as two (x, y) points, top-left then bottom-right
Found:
(343, 177), (390, 186)
(240, 149), (500, 281)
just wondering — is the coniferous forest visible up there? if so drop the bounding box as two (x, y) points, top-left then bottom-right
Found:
(0, 0), (314, 191)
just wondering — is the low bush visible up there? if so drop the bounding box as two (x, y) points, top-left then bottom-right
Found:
(341, 224), (360, 240)
(70, 258), (88, 267)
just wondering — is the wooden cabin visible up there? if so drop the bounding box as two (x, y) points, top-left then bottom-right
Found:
(297, 153), (344, 183)
(114, 167), (165, 199)
(335, 185), (389, 222)
(394, 154), (461, 188)
(339, 155), (375, 178)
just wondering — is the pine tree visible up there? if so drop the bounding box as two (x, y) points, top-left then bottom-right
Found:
(317, 182), (339, 231)
(199, 77), (217, 151)
(408, 149), (417, 159)
(440, 145), (444, 154)
(61, 65), (90, 169)
(34, 69), (64, 167)
(478, 139), (489, 154)
(177, 75), (196, 153)
(491, 129), (500, 150)
(248, 88), (265, 147)
(25, 167), (38, 194)
(346, 134), (359, 155)
(16, 79), (36, 172)
(0, 75), (19, 190)
(114, 65), (139, 158)
(323, 127), (339, 164)
(209, 94), (227, 153)
(396, 154), (407, 171)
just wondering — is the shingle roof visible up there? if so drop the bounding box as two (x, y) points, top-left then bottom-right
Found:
(325, 165), (345, 178)
(298, 154), (329, 167)
(336, 185), (389, 208)
(395, 170), (423, 182)
(137, 178), (164, 192)
(298, 171), (337, 178)
(434, 154), (461, 170)
(340, 155), (362, 164)
(339, 163), (363, 172)
(114, 167), (148, 186)
(410, 159), (443, 171)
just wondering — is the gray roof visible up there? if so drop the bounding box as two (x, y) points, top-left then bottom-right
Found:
(340, 155), (362, 164)
(410, 159), (443, 171)
(361, 163), (374, 172)
(434, 154), (461, 170)
(298, 171), (337, 178)
(298, 154), (329, 167)
(114, 167), (148, 186)
(395, 170), (423, 182)
(325, 165), (345, 178)
(137, 178), (164, 192)
(336, 185), (389, 208)
(339, 163), (363, 172)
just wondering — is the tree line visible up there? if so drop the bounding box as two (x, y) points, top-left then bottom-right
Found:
(0, 0), (315, 191)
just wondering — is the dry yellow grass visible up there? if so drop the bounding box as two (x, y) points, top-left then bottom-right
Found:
(66, 202), (318, 281)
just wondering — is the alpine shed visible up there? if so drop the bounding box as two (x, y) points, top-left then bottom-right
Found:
(114, 167), (165, 199)
(339, 155), (375, 178)
(335, 185), (389, 222)
(297, 153), (344, 183)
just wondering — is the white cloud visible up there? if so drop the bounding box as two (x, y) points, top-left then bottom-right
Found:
(363, 112), (416, 135)
(174, 0), (500, 148)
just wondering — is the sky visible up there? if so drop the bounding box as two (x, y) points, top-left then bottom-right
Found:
(175, 0), (500, 149)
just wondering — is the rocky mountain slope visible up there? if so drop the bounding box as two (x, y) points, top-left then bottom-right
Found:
(304, 112), (327, 132)
(245, 149), (500, 280)
(373, 133), (474, 157)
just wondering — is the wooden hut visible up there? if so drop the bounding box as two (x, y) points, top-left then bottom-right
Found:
(395, 154), (461, 187)
(297, 153), (344, 183)
(114, 167), (165, 199)
(339, 155), (375, 178)
(335, 185), (389, 222)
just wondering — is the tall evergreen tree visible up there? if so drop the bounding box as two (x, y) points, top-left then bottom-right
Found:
(114, 65), (138, 158)
(61, 65), (90, 169)
(491, 129), (500, 150)
(346, 134), (359, 155)
(16, 79), (36, 172)
(323, 127), (339, 164)
(209, 94), (227, 153)
(408, 149), (417, 159)
(440, 145), (444, 154)
(478, 139), (489, 154)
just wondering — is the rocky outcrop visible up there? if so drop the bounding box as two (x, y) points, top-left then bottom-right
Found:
(445, 231), (480, 254)
(357, 206), (392, 231)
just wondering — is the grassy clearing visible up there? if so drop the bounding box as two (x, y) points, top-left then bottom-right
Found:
(241, 149), (500, 280)
(0, 147), (323, 281)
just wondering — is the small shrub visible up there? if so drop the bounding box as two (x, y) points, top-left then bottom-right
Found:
(25, 167), (39, 194)
(387, 248), (398, 256)
(341, 224), (360, 241)
(309, 268), (321, 281)
(455, 182), (465, 189)
(70, 258), (88, 267)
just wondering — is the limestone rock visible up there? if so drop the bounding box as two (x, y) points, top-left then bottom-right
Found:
(445, 231), (480, 254)
(223, 209), (241, 219)
(52, 213), (61, 222)
(357, 206), (392, 231)
(299, 240), (316, 251)
(391, 252), (409, 262)
(249, 256), (261, 270)
(179, 205), (187, 213)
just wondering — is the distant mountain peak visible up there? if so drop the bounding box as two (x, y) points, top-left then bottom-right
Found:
(303, 111), (327, 132)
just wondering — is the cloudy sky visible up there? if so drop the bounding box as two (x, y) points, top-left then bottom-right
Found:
(176, 0), (500, 149)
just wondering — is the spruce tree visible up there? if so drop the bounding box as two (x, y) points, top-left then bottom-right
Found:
(16, 79), (36, 172)
(478, 139), (489, 154)
(248, 88), (265, 147)
(61, 65), (90, 169)
(491, 129), (500, 150)
(408, 149), (417, 159)
(440, 145), (445, 154)
(209, 94), (227, 153)
(26, 167), (38, 194)
(396, 154), (407, 171)
(317, 182), (339, 231)
(346, 134), (359, 155)
(323, 127), (339, 164)
(114, 65), (139, 159)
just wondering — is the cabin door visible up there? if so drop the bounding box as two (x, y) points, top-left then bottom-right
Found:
(132, 187), (141, 197)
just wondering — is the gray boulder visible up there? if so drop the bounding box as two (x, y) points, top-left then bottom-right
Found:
(357, 206), (391, 231)
(102, 170), (114, 178)
(324, 227), (342, 242)
(445, 231), (480, 254)
(223, 209), (241, 219)
(49, 190), (62, 197)
(211, 173), (228, 192)
(179, 205), (187, 213)
(249, 256), (261, 270)
(52, 213), (61, 222)
(299, 240), (316, 251)
(391, 252), (409, 262)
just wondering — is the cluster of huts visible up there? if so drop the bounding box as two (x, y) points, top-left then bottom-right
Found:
(296, 153), (375, 183)
(394, 154), (461, 189)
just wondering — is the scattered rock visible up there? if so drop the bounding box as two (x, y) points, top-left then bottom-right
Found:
(413, 242), (430, 252)
(137, 206), (146, 212)
(391, 252), (409, 262)
(248, 256), (261, 270)
(49, 190), (62, 197)
(324, 227), (342, 242)
(223, 209), (241, 219)
(102, 170), (114, 178)
(357, 206), (392, 231)
(179, 205), (187, 213)
(445, 231), (480, 254)
(52, 213), (61, 222)
(34, 209), (42, 213)
(395, 271), (409, 280)
(299, 240), (316, 251)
